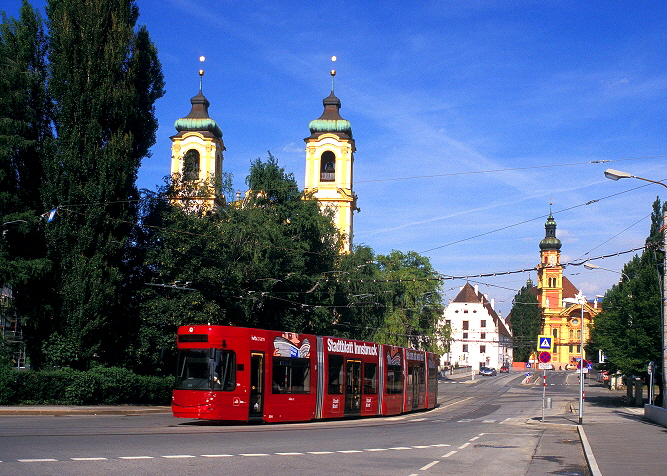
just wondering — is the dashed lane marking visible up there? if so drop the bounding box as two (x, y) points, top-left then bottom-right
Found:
(442, 450), (457, 458)
(420, 461), (440, 470)
(6, 442), (457, 464)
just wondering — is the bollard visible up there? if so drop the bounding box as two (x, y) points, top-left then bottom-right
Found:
(634, 378), (644, 406)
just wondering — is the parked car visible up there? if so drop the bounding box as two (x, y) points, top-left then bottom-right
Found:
(499, 365), (509, 373)
(479, 367), (497, 376)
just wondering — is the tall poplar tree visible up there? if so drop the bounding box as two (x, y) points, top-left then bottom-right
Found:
(41, 0), (164, 369)
(0, 1), (52, 366)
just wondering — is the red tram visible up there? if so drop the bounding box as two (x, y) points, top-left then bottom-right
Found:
(172, 325), (438, 422)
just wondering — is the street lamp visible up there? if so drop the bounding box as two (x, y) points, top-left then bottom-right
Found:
(564, 291), (586, 425)
(583, 262), (630, 282)
(604, 168), (667, 409)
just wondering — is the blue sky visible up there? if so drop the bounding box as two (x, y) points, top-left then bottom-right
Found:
(5, 0), (667, 317)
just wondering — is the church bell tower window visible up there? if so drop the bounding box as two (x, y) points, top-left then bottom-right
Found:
(320, 151), (335, 182)
(183, 149), (200, 181)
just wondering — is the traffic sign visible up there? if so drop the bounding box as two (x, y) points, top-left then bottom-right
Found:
(537, 335), (553, 351)
(525, 362), (532, 368)
(539, 352), (551, 363)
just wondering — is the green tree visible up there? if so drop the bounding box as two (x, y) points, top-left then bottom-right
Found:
(38, 0), (164, 369)
(371, 250), (446, 352)
(589, 198), (665, 376)
(0, 1), (52, 366)
(509, 283), (541, 362)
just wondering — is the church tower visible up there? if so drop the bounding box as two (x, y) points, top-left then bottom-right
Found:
(536, 210), (563, 310)
(304, 59), (357, 252)
(170, 58), (225, 211)
(535, 207), (599, 368)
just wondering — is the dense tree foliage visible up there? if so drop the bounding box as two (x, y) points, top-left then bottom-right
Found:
(589, 198), (665, 376)
(0, 0), (164, 370)
(508, 283), (541, 362)
(0, 1), (52, 366)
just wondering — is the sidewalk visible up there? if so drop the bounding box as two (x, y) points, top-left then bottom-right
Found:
(0, 405), (171, 416)
(533, 379), (667, 476)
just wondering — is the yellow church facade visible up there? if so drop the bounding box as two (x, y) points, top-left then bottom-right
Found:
(535, 212), (599, 368)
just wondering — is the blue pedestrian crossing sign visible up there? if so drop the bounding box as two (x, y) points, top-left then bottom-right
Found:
(537, 335), (553, 351)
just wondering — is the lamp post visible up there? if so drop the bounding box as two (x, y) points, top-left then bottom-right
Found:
(564, 292), (586, 425)
(605, 168), (667, 408)
(583, 262), (630, 282)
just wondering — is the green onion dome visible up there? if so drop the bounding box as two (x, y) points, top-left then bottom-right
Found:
(539, 213), (562, 250)
(174, 91), (222, 138)
(308, 92), (352, 138)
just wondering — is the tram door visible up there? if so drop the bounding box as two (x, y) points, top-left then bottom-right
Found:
(411, 365), (421, 409)
(249, 352), (264, 419)
(345, 359), (362, 415)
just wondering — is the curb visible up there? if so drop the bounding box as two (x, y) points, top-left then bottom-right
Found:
(578, 425), (602, 476)
(0, 406), (171, 416)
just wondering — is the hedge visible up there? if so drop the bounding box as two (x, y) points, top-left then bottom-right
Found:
(0, 366), (174, 405)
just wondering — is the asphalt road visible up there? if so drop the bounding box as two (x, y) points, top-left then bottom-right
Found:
(0, 371), (590, 475)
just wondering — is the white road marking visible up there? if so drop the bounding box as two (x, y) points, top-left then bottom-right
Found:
(389, 447), (412, 450)
(364, 448), (389, 452)
(276, 452), (304, 455)
(308, 451), (334, 454)
(337, 450), (363, 453)
(239, 453), (269, 457)
(119, 456), (153, 460)
(420, 461), (440, 470)
(162, 455), (196, 458)
(71, 457), (108, 461)
(458, 443), (470, 449)
(201, 454), (233, 457)
(18, 459), (58, 462)
(443, 450), (457, 458)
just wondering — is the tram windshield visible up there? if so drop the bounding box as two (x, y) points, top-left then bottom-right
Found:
(175, 349), (236, 391)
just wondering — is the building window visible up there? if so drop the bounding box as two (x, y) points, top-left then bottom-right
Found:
(480, 333), (486, 340)
(320, 151), (335, 182)
(480, 345), (486, 353)
(480, 320), (486, 328)
(462, 344), (468, 353)
(463, 333), (468, 339)
(463, 321), (469, 330)
(183, 149), (200, 181)
(553, 329), (558, 338)
(445, 320), (451, 326)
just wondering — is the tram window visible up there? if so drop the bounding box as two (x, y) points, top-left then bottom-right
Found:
(428, 367), (437, 393)
(175, 349), (236, 391)
(328, 355), (344, 394)
(363, 363), (377, 394)
(272, 357), (311, 394)
(386, 364), (403, 394)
